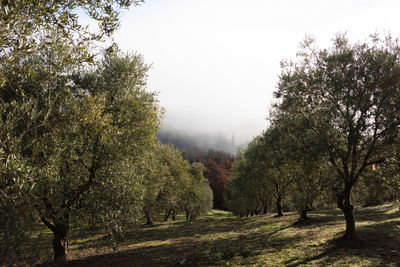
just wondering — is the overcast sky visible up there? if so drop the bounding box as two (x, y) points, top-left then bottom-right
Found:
(112, 0), (400, 145)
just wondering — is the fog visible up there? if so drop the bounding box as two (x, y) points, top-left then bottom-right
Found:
(114, 0), (400, 146)
(159, 127), (236, 155)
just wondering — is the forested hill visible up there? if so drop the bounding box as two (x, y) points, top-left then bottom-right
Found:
(158, 129), (236, 156)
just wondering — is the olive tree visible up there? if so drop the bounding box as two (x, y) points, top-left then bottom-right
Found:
(154, 145), (191, 221)
(183, 162), (213, 220)
(1, 1), (152, 262)
(271, 110), (332, 222)
(0, 0), (143, 70)
(139, 143), (169, 225)
(275, 34), (400, 240)
(259, 127), (296, 217)
(0, 50), (161, 262)
(225, 141), (273, 217)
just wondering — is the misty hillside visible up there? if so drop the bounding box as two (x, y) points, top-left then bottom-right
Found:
(158, 129), (237, 155)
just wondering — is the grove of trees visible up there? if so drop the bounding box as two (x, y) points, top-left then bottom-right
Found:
(2, 0), (400, 264)
(225, 34), (400, 241)
(0, 1), (213, 263)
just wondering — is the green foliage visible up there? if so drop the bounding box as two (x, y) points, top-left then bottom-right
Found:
(225, 140), (272, 217)
(0, 48), (161, 261)
(225, 149), (253, 216)
(153, 145), (191, 217)
(142, 144), (213, 222)
(276, 33), (400, 185)
(271, 111), (334, 220)
(227, 33), (400, 229)
(274, 33), (400, 237)
(183, 162), (213, 220)
(0, 0), (143, 64)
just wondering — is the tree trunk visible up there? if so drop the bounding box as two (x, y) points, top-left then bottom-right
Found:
(276, 197), (283, 217)
(263, 204), (268, 214)
(164, 209), (171, 222)
(172, 209), (176, 221)
(337, 183), (357, 240)
(186, 210), (189, 220)
(145, 212), (153, 225)
(299, 208), (308, 222)
(38, 202), (70, 263)
(52, 225), (69, 263)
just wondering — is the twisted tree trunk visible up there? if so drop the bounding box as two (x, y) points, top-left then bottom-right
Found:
(52, 225), (69, 263)
(337, 183), (357, 240)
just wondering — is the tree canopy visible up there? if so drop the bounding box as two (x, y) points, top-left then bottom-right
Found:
(274, 34), (400, 239)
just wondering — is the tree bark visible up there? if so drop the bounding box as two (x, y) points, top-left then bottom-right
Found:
(145, 212), (153, 225)
(299, 208), (308, 222)
(337, 183), (357, 240)
(276, 197), (283, 217)
(164, 209), (171, 222)
(38, 203), (70, 263)
(172, 209), (176, 221)
(263, 204), (268, 214)
(52, 225), (69, 263)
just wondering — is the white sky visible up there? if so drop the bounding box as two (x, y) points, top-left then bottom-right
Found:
(113, 0), (400, 145)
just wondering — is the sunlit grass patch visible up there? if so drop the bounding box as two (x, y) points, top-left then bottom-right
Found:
(201, 209), (235, 219)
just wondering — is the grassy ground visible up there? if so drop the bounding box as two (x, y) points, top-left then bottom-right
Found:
(8, 204), (400, 266)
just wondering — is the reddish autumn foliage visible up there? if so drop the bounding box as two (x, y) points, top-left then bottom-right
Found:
(202, 150), (235, 210)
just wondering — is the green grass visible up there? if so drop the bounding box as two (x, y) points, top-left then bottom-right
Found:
(6, 204), (400, 266)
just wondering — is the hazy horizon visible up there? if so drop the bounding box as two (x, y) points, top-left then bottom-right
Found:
(112, 0), (400, 146)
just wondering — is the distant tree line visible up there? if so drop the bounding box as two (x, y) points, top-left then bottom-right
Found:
(159, 129), (236, 155)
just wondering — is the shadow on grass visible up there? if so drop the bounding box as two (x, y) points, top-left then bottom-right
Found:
(70, 214), (281, 252)
(285, 218), (400, 266)
(69, 217), (243, 251)
(185, 230), (302, 266)
(35, 204), (400, 266)
(290, 216), (335, 228)
(314, 204), (398, 223)
(44, 218), (298, 267)
(40, 241), (193, 267)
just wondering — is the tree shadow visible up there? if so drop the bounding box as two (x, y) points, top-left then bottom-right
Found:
(36, 204), (399, 266)
(290, 216), (333, 228)
(38, 214), (297, 266)
(37, 223), (299, 267)
(75, 217), (232, 248)
(69, 215), (283, 252)
(285, 219), (400, 266)
(314, 204), (397, 224)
